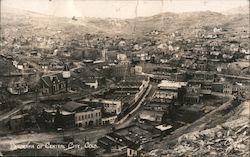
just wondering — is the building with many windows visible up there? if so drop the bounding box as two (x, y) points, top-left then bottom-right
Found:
(62, 101), (102, 127)
(82, 98), (122, 115)
(184, 84), (202, 104)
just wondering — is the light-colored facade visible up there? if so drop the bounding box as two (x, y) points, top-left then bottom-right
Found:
(75, 108), (102, 127)
(8, 81), (28, 95)
(153, 90), (177, 99)
(102, 115), (117, 125)
(82, 98), (122, 115)
(85, 79), (98, 89)
(127, 148), (138, 157)
(157, 80), (187, 91)
(62, 101), (102, 128)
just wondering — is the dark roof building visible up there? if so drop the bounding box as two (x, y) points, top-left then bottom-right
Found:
(39, 73), (66, 95)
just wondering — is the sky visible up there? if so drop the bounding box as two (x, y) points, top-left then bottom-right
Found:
(1, 0), (249, 18)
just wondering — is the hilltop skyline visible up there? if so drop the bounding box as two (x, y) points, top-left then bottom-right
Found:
(2, 0), (249, 18)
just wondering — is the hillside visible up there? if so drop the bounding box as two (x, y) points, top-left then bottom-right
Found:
(1, 7), (249, 38)
(222, 5), (249, 15)
(85, 11), (249, 36)
(147, 100), (250, 156)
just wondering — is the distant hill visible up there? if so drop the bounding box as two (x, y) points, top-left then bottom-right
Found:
(1, 7), (249, 38)
(222, 5), (249, 15)
(85, 10), (249, 37)
(1, 7), (47, 17)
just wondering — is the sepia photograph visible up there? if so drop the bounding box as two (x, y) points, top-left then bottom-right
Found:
(0, 0), (249, 156)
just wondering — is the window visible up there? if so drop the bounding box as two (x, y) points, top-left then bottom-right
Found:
(96, 113), (98, 117)
(85, 115), (87, 119)
(88, 114), (90, 118)
(82, 115), (84, 120)
(91, 113), (93, 118)
(129, 149), (132, 156)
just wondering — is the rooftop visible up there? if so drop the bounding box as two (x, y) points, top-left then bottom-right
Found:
(158, 80), (187, 89)
(115, 126), (152, 142)
(155, 124), (173, 131)
(40, 73), (65, 88)
(44, 109), (73, 116)
(139, 110), (165, 122)
(62, 101), (89, 112)
(103, 93), (135, 103)
(153, 90), (177, 99)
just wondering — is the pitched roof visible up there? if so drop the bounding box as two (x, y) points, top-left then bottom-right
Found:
(62, 101), (88, 112)
(40, 73), (65, 87)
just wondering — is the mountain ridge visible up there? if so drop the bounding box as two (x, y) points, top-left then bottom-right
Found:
(1, 6), (249, 37)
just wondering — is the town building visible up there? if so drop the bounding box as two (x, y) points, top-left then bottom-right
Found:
(83, 78), (98, 89)
(110, 64), (132, 79)
(156, 80), (187, 104)
(39, 62), (49, 73)
(62, 64), (71, 91)
(139, 110), (165, 123)
(157, 80), (187, 91)
(111, 79), (149, 103)
(97, 125), (152, 156)
(155, 124), (174, 136)
(81, 98), (122, 115)
(99, 79), (149, 112)
(153, 90), (178, 100)
(134, 66), (143, 74)
(184, 84), (202, 104)
(195, 59), (208, 71)
(150, 67), (186, 82)
(144, 100), (173, 112)
(191, 71), (215, 82)
(62, 101), (102, 127)
(39, 73), (66, 95)
(7, 79), (28, 95)
(232, 82), (247, 94)
(41, 108), (75, 129)
(188, 80), (212, 95)
(145, 90), (176, 112)
(212, 82), (232, 95)
(132, 52), (151, 62)
(101, 113), (117, 125)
